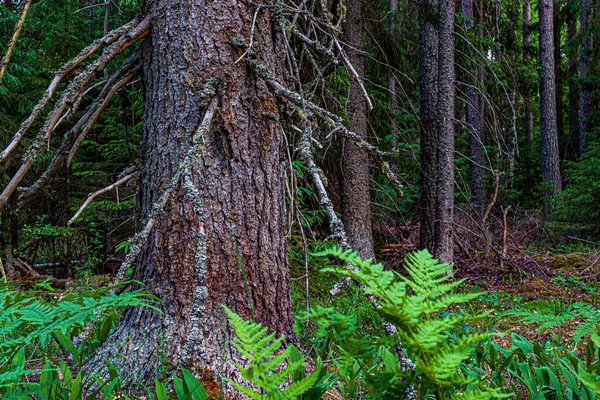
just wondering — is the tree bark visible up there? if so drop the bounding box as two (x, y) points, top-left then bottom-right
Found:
(567, 8), (579, 158)
(579, 0), (593, 156)
(554, 3), (565, 143)
(418, 0), (439, 252)
(388, 0), (398, 145)
(434, 0), (455, 263)
(523, 1), (534, 143)
(539, 0), (562, 205)
(463, 0), (486, 217)
(341, 0), (375, 260)
(90, 0), (294, 386)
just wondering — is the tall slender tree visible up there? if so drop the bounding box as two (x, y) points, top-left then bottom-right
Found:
(523, 1), (534, 143)
(388, 0), (398, 145)
(463, 0), (486, 217)
(554, 2), (565, 142)
(539, 0), (562, 203)
(341, 0), (375, 260)
(434, 0), (456, 263)
(579, 0), (594, 155)
(418, 0), (439, 252)
(567, 5), (579, 158)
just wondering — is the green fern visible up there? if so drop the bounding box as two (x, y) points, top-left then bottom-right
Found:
(0, 283), (157, 397)
(507, 299), (600, 343)
(223, 306), (329, 399)
(315, 247), (508, 399)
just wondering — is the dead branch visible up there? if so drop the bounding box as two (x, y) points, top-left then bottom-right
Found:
(0, 16), (150, 213)
(68, 172), (137, 226)
(0, 18), (138, 163)
(18, 57), (140, 209)
(243, 55), (403, 198)
(75, 95), (220, 345)
(0, 0), (32, 84)
(113, 95), (219, 284)
(294, 122), (416, 399)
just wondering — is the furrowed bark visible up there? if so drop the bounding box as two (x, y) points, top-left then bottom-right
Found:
(0, 17), (150, 212)
(463, 0), (486, 218)
(434, 0), (455, 264)
(579, 0), (593, 156)
(418, 0), (439, 252)
(567, 9), (579, 158)
(539, 0), (562, 206)
(88, 0), (294, 387)
(0, 19), (138, 164)
(340, 0), (375, 260)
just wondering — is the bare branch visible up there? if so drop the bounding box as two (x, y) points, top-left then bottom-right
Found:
(0, 16), (150, 213)
(68, 172), (136, 226)
(0, 0), (32, 84)
(244, 56), (403, 197)
(18, 56), (140, 209)
(0, 18), (139, 164)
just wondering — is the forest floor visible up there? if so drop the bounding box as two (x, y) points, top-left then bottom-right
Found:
(290, 239), (600, 351)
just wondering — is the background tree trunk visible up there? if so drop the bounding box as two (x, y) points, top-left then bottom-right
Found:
(579, 0), (593, 156)
(418, 0), (439, 252)
(90, 0), (294, 386)
(567, 9), (579, 159)
(554, 3), (565, 144)
(523, 1), (534, 143)
(539, 0), (562, 205)
(463, 0), (486, 217)
(341, 0), (375, 260)
(434, 0), (455, 263)
(388, 0), (398, 146)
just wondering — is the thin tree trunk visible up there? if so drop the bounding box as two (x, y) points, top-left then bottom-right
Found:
(523, 1), (534, 143)
(580, 0), (593, 156)
(463, 0), (486, 217)
(89, 0), (294, 386)
(341, 0), (375, 260)
(554, 3), (565, 143)
(418, 0), (439, 252)
(539, 0), (562, 206)
(567, 9), (579, 158)
(388, 0), (398, 146)
(434, 0), (455, 263)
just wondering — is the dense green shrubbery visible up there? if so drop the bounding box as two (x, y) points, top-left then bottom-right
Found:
(4, 249), (600, 399)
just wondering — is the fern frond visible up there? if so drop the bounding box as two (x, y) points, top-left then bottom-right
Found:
(223, 306), (322, 398)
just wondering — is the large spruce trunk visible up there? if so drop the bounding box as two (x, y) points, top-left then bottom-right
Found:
(90, 0), (294, 387)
